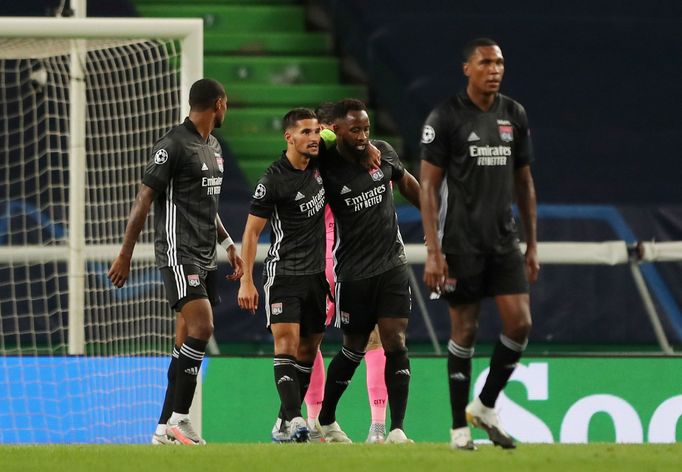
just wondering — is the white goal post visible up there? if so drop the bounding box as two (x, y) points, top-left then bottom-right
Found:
(0, 16), (202, 443)
(0, 16), (202, 356)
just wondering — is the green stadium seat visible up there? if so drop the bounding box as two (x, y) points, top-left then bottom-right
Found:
(135, 5), (305, 32)
(223, 107), (378, 137)
(204, 32), (332, 55)
(228, 84), (367, 107)
(205, 57), (339, 85)
(133, 0), (405, 186)
(219, 135), (285, 160)
(223, 107), (291, 136)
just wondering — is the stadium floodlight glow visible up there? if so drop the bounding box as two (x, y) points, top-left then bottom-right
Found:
(0, 15), (201, 443)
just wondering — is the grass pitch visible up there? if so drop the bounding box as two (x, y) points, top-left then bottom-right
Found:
(3, 443), (681, 472)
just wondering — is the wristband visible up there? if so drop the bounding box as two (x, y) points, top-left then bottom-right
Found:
(220, 235), (234, 250)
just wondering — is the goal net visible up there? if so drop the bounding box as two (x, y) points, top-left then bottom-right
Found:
(0, 17), (201, 443)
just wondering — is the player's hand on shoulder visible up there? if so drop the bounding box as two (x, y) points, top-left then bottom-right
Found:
(107, 254), (131, 288)
(361, 142), (381, 170)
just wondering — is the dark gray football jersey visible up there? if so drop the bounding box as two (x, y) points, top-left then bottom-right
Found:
(142, 118), (224, 270)
(420, 92), (534, 255)
(320, 140), (407, 282)
(249, 153), (326, 276)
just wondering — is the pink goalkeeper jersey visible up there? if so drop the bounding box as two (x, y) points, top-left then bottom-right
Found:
(324, 204), (335, 325)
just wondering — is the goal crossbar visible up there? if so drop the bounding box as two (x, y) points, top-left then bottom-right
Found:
(1, 241), (680, 264)
(0, 17), (203, 40)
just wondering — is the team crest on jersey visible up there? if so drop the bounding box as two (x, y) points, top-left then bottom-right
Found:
(187, 274), (200, 287)
(421, 125), (435, 144)
(215, 156), (224, 172)
(154, 149), (169, 165)
(340, 311), (350, 324)
(253, 183), (267, 199)
(369, 167), (384, 181)
(498, 125), (514, 142)
(271, 302), (283, 315)
(314, 170), (323, 185)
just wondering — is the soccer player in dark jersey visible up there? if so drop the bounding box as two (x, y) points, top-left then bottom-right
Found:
(420, 38), (539, 450)
(108, 78), (244, 446)
(304, 101), (390, 443)
(314, 98), (420, 444)
(237, 108), (327, 443)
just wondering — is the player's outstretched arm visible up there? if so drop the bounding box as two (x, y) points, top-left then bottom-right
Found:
(419, 160), (448, 293)
(108, 183), (155, 288)
(237, 214), (268, 314)
(216, 214), (244, 281)
(514, 164), (540, 283)
(397, 169), (421, 209)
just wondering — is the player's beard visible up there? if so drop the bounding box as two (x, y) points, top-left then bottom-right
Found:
(214, 116), (223, 128)
(302, 143), (319, 160)
(344, 140), (369, 164)
(347, 143), (369, 163)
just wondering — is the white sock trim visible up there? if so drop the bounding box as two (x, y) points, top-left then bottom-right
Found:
(448, 339), (474, 359)
(500, 334), (527, 352)
(341, 346), (365, 363)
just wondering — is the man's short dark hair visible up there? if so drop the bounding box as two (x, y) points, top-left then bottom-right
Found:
(332, 98), (368, 122)
(462, 38), (499, 62)
(189, 78), (226, 111)
(314, 101), (336, 126)
(282, 107), (317, 131)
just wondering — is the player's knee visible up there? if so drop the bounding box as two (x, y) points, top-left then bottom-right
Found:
(297, 341), (318, 362)
(452, 319), (478, 345)
(193, 321), (213, 340)
(343, 333), (370, 353)
(380, 330), (406, 352)
(506, 317), (532, 342)
(274, 333), (299, 356)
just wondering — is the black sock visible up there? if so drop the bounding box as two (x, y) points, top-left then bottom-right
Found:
(295, 361), (314, 406)
(318, 347), (364, 425)
(173, 337), (207, 415)
(478, 335), (525, 408)
(447, 340), (474, 429)
(274, 354), (301, 421)
(158, 345), (180, 425)
(384, 349), (411, 431)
